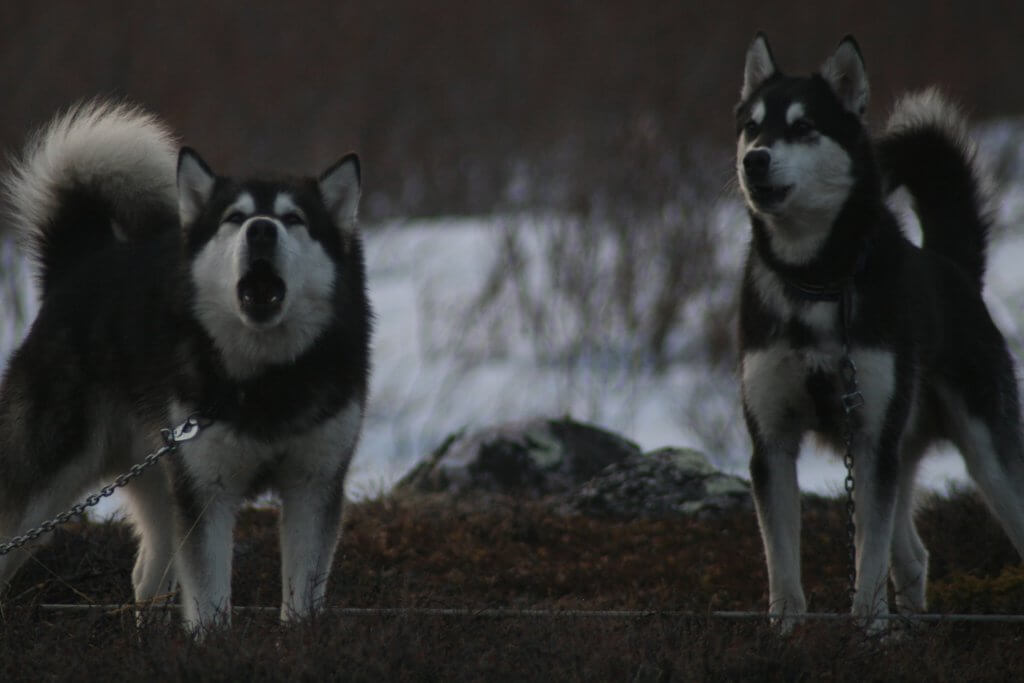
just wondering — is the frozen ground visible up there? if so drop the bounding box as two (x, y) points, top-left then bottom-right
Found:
(354, 215), (988, 499)
(5, 119), (1024, 519)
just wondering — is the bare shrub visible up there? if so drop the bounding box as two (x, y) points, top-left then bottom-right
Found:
(466, 115), (736, 376)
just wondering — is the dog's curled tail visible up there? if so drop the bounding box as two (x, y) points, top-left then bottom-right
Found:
(3, 99), (179, 294)
(878, 88), (991, 290)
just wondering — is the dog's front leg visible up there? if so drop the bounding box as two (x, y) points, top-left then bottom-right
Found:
(278, 472), (346, 621)
(169, 464), (241, 634)
(175, 494), (238, 632)
(846, 349), (906, 632)
(850, 434), (899, 632)
(749, 433), (805, 629)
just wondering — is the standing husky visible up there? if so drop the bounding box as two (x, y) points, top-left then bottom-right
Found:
(0, 101), (371, 631)
(736, 34), (1024, 628)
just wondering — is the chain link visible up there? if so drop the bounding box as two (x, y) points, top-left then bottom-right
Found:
(842, 441), (857, 599)
(839, 352), (863, 601)
(0, 415), (206, 557)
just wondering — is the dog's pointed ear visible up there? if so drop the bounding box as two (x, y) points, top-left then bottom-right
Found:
(319, 153), (361, 231)
(741, 32), (777, 100)
(177, 147), (216, 227)
(821, 35), (869, 118)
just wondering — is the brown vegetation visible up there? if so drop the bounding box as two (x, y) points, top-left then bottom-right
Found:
(1, 489), (1023, 680)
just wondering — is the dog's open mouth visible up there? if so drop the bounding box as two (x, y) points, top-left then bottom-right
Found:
(237, 260), (286, 323)
(749, 183), (792, 210)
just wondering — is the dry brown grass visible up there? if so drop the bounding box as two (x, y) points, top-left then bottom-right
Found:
(2, 490), (1023, 680)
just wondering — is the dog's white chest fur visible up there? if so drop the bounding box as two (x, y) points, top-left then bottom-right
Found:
(743, 262), (895, 441)
(171, 400), (363, 494)
(742, 343), (895, 442)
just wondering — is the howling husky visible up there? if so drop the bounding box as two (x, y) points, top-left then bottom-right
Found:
(0, 101), (371, 632)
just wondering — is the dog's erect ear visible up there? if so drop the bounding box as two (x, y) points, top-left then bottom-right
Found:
(319, 153), (361, 231)
(177, 147), (216, 227)
(821, 35), (869, 118)
(741, 32), (777, 100)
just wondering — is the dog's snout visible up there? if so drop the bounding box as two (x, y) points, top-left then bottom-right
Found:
(743, 149), (771, 182)
(246, 219), (278, 250)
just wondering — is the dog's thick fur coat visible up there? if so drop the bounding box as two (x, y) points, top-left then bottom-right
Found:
(0, 101), (371, 631)
(736, 35), (1024, 628)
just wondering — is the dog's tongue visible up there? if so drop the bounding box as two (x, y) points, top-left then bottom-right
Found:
(237, 261), (286, 323)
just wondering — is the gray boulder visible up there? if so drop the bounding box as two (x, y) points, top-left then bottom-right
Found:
(562, 447), (751, 519)
(397, 419), (751, 520)
(397, 418), (642, 498)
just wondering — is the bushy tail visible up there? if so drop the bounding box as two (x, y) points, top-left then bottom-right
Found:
(877, 88), (991, 290)
(3, 100), (178, 295)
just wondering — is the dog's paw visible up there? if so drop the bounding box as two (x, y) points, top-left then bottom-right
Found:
(770, 611), (805, 636)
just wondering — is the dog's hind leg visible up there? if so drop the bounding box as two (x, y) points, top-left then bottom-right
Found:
(952, 413), (1024, 558)
(889, 447), (928, 614)
(0, 456), (106, 591)
(0, 512), (40, 591)
(121, 461), (177, 604)
(0, 492), (38, 589)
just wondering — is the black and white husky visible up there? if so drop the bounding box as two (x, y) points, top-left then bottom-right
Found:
(736, 34), (1024, 628)
(0, 101), (371, 631)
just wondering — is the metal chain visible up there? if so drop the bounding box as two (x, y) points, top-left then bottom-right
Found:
(0, 415), (206, 556)
(841, 414), (857, 600)
(838, 293), (864, 601)
(839, 450), (856, 602)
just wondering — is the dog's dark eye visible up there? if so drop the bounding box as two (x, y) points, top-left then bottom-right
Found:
(790, 118), (815, 136)
(743, 120), (760, 137)
(223, 212), (246, 225)
(281, 213), (305, 227)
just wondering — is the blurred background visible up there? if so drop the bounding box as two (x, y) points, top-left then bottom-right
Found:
(7, 2), (1024, 219)
(3, 1), (1024, 497)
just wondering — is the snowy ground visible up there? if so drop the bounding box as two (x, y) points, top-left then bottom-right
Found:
(353, 215), (988, 499)
(5, 118), (1024, 519)
(355, 217), (735, 496)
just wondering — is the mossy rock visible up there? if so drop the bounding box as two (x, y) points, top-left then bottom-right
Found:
(396, 417), (641, 498)
(561, 447), (751, 520)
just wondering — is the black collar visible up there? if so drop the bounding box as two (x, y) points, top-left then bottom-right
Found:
(779, 246), (870, 304)
(781, 278), (846, 302)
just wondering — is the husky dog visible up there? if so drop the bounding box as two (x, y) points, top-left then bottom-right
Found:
(0, 101), (371, 631)
(736, 34), (1024, 628)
